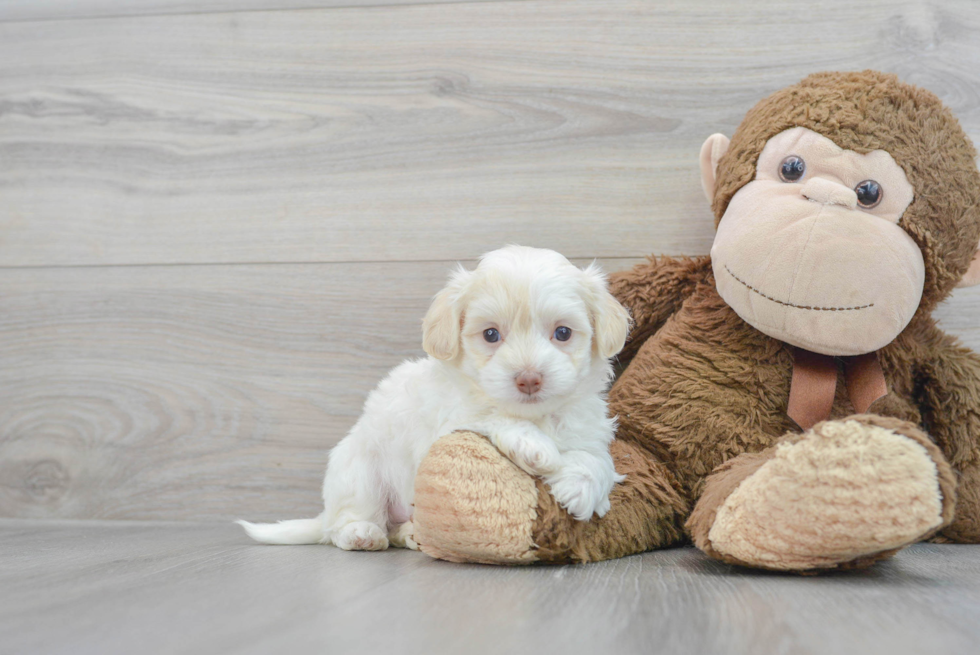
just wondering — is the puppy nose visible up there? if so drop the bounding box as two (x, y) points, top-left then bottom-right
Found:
(515, 371), (543, 395)
(801, 178), (857, 209)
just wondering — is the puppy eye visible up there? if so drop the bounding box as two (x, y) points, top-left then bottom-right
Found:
(553, 326), (572, 342)
(483, 328), (500, 343)
(779, 155), (806, 182)
(854, 180), (882, 208)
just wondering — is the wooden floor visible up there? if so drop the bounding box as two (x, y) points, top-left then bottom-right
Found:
(2, 519), (979, 655)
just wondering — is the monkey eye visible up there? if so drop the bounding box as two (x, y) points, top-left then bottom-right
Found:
(854, 180), (882, 208)
(553, 326), (572, 342)
(778, 155), (806, 182)
(483, 328), (500, 343)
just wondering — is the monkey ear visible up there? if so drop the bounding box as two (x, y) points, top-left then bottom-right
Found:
(956, 249), (980, 288)
(699, 133), (731, 204)
(582, 263), (632, 359)
(422, 267), (470, 360)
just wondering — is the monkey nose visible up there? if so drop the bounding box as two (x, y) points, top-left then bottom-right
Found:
(801, 178), (858, 209)
(515, 371), (543, 395)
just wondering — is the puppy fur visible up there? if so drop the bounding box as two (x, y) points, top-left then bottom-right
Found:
(238, 245), (630, 550)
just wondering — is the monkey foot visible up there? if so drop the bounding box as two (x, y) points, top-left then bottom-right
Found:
(412, 431), (689, 565)
(412, 431), (540, 564)
(688, 415), (957, 572)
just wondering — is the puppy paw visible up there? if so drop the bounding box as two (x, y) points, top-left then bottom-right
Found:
(468, 420), (561, 476)
(333, 521), (389, 551)
(545, 452), (619, 521)
(388, 521), (418, 550)
(546, 471), (604, 521)
(499, 431), (562, 476)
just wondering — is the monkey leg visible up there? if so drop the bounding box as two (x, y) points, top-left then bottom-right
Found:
(411, 431), (689, 565)
(686, 415), (957, 572)
(934, 458), (980, 543)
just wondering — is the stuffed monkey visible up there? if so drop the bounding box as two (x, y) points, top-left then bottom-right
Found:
(410, 70), (980, 571)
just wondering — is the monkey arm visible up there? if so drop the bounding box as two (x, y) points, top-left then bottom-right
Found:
(917, 336), (980, 542)
(608, 255), (712, 366)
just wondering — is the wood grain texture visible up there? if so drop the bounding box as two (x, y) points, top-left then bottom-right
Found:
(0, 257), (639, 521)
(3, 0), (980, 523)
(0, 0), (516, 23)
(0, 260), (977, 522)
(3, 519), (980, 655)
(2, 0), (979, 267)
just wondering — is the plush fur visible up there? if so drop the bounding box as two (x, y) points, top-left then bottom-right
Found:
(711, 71), (980, 314)
(409, 71), (980, 571)
(239, 245), (629, 549)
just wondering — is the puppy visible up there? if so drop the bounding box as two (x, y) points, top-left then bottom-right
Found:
(238, 245), (630, 550)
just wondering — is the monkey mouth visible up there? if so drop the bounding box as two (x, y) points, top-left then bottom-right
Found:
(724, 265), (874, 312)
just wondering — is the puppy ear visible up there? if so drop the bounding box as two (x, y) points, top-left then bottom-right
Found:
(422, 266), (470, 360)
(582, 263), (632, 359)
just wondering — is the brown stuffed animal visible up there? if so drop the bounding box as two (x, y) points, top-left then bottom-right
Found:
(409, 70), (980, 572)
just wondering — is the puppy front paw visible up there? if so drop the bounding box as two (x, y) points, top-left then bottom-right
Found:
(494, 428), (562, 476)
(511, 439), (562, 475)
(545, 453), (619, 521)
(547, 471), (606, 521)
(479, 421), (561, 475)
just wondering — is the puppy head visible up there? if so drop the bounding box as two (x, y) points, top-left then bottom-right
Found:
(423, 245), (630, 412)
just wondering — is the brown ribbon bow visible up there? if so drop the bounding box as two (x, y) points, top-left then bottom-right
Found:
(787, 348), (888, 430)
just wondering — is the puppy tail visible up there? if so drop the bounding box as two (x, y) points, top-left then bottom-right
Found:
(236, 518), (325, 545)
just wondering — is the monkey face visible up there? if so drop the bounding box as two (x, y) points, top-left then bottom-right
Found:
(709, 127), (923, 356)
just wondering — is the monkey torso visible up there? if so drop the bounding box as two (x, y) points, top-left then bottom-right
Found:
(608, 261), (936, 500)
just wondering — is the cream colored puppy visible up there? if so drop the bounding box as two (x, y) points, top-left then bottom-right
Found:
(238, 245), (630, 550)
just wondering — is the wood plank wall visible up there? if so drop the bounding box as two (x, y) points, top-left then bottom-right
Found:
(2, 0), (979, 521)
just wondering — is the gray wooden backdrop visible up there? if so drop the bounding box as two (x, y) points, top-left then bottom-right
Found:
(1, 0), (978, 522)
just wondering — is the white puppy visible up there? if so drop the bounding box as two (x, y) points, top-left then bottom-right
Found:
(238, 245), (630, 550)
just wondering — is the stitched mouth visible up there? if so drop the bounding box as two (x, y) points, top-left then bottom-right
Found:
(724, 265), (874, 312)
